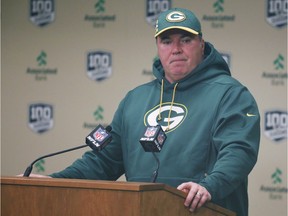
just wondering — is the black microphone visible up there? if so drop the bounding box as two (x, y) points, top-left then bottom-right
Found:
(23, 124), (112, 177)
(86, 125), (112, 151)
(139, 125), (166, 152)
(139, 125), (167, 183)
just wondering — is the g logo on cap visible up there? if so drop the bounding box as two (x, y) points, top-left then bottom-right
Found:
(166, 11), (186, 22)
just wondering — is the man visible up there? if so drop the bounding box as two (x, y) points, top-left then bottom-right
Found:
(33, 8), (260, 216)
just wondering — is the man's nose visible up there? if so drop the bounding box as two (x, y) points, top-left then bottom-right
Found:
(172, 41), (182, 54)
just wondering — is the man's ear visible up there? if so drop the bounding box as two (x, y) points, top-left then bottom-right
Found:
(200, 39), (205, 55)
(200, 39), (205, 48)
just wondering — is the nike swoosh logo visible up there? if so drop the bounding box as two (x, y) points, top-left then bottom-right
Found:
(246, 113), (257, 117)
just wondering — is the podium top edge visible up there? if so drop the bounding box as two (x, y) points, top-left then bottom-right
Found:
(1, 176), (166, 192)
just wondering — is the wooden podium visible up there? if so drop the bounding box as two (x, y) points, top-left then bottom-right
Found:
(1, 176), (235, 216)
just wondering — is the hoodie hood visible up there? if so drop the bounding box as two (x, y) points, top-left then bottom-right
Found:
(153, 42), (231, 90)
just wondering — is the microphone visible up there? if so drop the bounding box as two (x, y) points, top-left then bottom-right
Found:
(139, 125), (166, 152)
(139, 125), (167, 183)
(86, 125), (112, 151)
(23, 124), (112, 177)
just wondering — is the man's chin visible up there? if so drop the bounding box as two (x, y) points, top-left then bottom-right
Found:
(169, 73), (188, 82)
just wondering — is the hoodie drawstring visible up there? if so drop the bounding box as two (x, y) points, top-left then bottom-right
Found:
(157, 79), (164, 122)
(158, 79), (178, 131)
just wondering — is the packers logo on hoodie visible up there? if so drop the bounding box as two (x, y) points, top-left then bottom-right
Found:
(144, 102), (187, 133)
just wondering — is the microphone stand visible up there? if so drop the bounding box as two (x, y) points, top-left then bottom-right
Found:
(150, 152), (160, 183)
(23, 144), (87, 177)
(23, 124), (112, 177)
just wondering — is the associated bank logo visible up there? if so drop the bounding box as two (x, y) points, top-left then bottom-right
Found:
(262, 54), (287, 85)
(93, 106), (104, 121)
(271, 168), (283, 184)
(37, 51), (47, 66)
(29, 103), (54, 134)
(266, 0), (287, 28)
(202, 0), (235, 28)
(213, 0), (224, 13)
(35, 159), (45, 173)
(87, 51), (112, 82)
(144, 103), (187, 133)
(264, 110), (287, 142)
(26, 51), (58, 81)
(29, 0), (55, 27)
(146, 0), (171, 27)
(84, 0), (116, 28)
(260, 168), (288, 200)
(83, 106), (109, 129)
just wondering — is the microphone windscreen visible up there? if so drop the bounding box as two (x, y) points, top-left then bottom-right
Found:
(86, 124), (113, 151)
(139, 125), (166, 152)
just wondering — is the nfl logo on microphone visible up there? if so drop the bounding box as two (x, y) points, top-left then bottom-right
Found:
(140, 125), (167, 152)
(86, 125), (112, 151)
(93, 129), (106, 142)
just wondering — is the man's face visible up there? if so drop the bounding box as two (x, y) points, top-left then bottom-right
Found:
(156, 29), (204, 83)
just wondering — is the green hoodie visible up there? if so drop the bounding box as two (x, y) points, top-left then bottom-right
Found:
(51, 42), (260, 216)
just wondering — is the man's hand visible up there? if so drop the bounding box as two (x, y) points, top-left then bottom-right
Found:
(177, 182), (211, 212)
(17, 174), (52, 178)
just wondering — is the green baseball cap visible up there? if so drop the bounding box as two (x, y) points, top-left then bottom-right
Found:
(154, 8), (202, 38)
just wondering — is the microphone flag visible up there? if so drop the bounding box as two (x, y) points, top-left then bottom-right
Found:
(86, 125), (112, 151)
(139, 125), (166, 152)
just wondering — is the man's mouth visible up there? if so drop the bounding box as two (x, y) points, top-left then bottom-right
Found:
(170, 59), (186, 64)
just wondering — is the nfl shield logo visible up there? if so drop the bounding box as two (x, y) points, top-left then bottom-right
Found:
(93, 127), (107, 142)
(144, 126), (157, 137)
(29, 0), (55, 27)
(146, 0), (171, 27)
(266, 0), (287, 28)
(157, 131), (165, 145)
